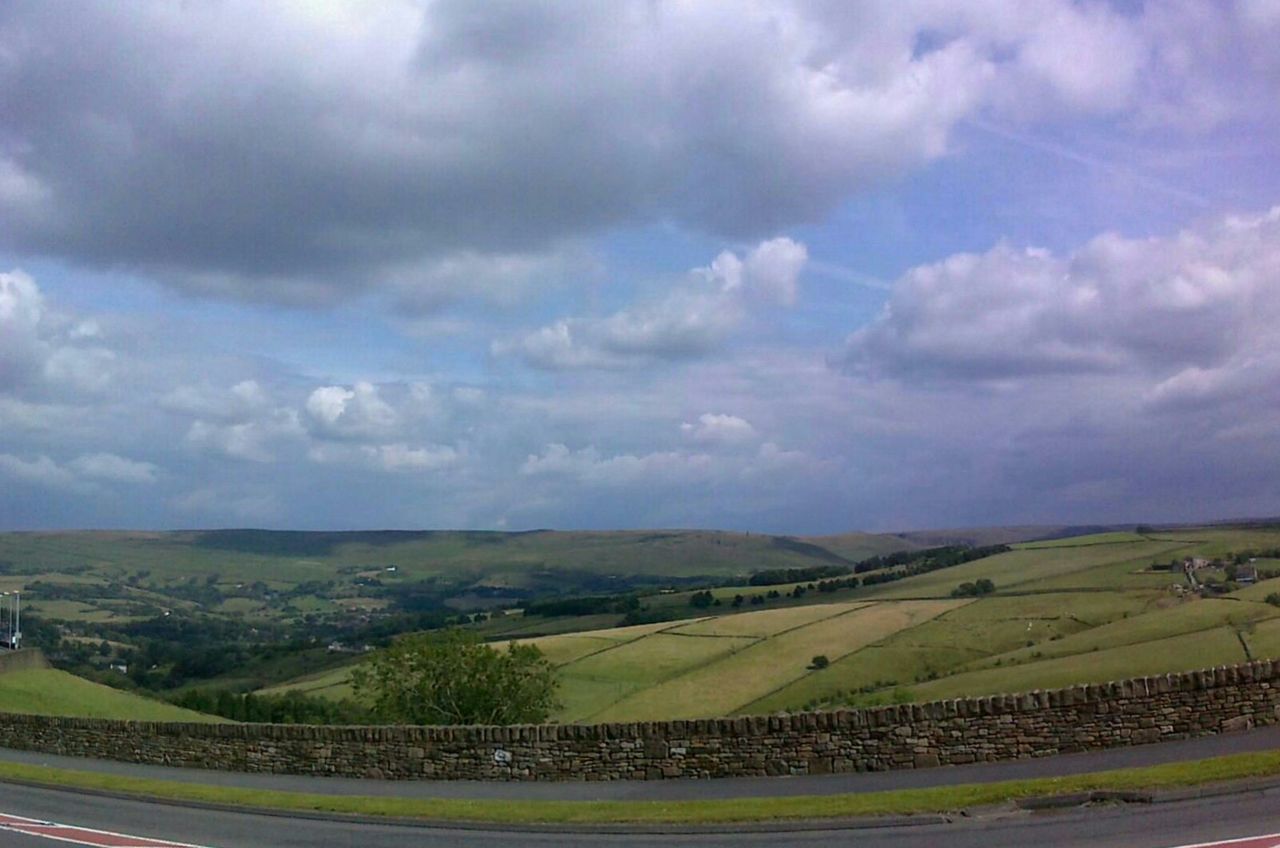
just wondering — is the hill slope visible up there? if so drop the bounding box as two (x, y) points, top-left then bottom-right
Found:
(0, 668), (223, 722)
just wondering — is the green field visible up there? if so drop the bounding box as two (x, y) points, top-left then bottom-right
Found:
(906, 626), (1250, 701)
(0, 669), (222, 722)
(254, 528), (1280, 721)
(9, 524), (1280, 724)
(743, 591), (1161, 712)
(859, 539), (1187, 599)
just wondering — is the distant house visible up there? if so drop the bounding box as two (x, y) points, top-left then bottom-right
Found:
(385, 566), (398, 573)
(109, 662), (128, 674)
(1237, 564), (1258, 585)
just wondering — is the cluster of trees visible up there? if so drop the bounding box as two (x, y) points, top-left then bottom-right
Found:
(170, 688), (372, 724)
(525, 594), (640, 617)
(851, 545), (1011, 589)
(748, 565), (851, 587)
(854, 545), (1011, 575)
(1230, 548), (1280, 564)
(951, 579), (996, 597)
(689, 590), (718, 609)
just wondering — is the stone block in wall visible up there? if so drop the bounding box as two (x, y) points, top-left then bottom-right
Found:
(1221, 715), (1253, 733)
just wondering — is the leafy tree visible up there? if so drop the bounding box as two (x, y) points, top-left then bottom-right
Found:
(1266, 593), (1280, 608)
(809, 654), (829, 669)
(351, 629), (559, 725)
(951, 579), (996, 598)
(689, 590), (715, 609)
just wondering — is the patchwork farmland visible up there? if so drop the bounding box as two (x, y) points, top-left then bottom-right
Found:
(264, 525), (1280, 722)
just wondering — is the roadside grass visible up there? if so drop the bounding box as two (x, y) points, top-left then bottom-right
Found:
(0, 669), (224, 723)
(4, 749), (1280, 824)
(906, 626), (1250, 702)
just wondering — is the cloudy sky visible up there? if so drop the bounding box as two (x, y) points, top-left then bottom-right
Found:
(3, 0), (1280, 533)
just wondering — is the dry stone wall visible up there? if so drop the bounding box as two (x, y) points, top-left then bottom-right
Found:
(0, 659), (1277, 781)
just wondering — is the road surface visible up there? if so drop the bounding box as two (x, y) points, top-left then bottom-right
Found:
(0, 780), (1279, 847)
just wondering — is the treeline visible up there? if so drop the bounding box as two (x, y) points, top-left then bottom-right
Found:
(855, 544), (1011, 588)
(853, 544), (1011, 575)
(170, 688), (372, 724)
(524, 595), (640, 617)
(748, 565), (851, 586)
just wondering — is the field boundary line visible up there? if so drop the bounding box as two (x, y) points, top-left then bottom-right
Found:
(951, 620), (1258, 679)
(577, 601), (883, 720)
(552, 618), (715, 670)
(576, 635), (767, 722)
(731, 601), (967, 715)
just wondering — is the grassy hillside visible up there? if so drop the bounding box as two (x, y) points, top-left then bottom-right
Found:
(0, 527), (918, 633)
(261, 526), (1280, 721)
(10, 523), (1280, 723)
(0, 668), (222, 722)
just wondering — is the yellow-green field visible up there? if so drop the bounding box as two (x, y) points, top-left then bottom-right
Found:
(247, 528), (1280, 722)
(907, 626), (1250, 701)
(0, 669), (223, 722)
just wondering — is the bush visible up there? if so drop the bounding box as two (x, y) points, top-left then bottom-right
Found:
(809, 654), (830, 670)
(1266, 593), (1280, 608)
(351, 629), (559, 725)
(951, 578), (996, 598)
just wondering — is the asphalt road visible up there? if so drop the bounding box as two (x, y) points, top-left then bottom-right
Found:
(2, 724), (1279, 801)
(1, 781), (1279, 848)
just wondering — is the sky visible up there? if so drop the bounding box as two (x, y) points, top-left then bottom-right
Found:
(2, 0), (1280, 534)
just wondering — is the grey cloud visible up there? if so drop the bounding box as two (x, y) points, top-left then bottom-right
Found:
(67, 453), (159, 484)
(0, 451), (156, 492)
(161, 381), (271, 423)
(681, 413), (758, 447)
(0, 270), (44, 388)
(0, 1), (1147, 304)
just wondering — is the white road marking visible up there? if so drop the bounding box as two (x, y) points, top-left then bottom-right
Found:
(1161, 833), (1280, 848)
(0, 811), (213, 847)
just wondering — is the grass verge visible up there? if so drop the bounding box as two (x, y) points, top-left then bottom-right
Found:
(2, 749), (1280, 824)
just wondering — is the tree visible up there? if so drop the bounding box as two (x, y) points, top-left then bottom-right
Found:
(809, 654), (829, 670)
(689, 590), (715, 609)
(351, 629), (559, 725)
